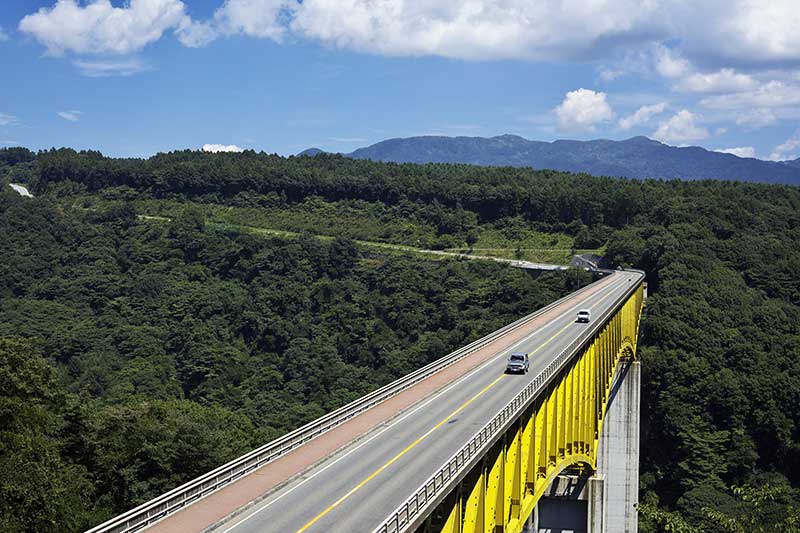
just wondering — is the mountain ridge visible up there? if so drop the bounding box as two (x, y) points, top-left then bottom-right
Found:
(301, 135), (800, 185)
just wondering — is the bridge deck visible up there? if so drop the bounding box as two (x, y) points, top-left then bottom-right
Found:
(149, 272), (636, 533)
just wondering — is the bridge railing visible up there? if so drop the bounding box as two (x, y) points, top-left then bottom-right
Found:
(86, 272), (611, 533)
(374, 271), (644, 533)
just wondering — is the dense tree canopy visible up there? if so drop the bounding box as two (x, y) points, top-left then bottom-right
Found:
(0, 181), (581, 530)
(1, 147), (799, 531)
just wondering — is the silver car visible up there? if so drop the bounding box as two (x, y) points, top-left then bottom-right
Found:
(506, 352), (529, 374)
(576, 309), (591, 323)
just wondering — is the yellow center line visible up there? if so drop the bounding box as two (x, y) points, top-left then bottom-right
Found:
(531, 277), (621, 359)
(530, 321), (573, 356)
(296, 278), (624, 532)
(296, 373), (507, 532)
(589, 277), (624, 311)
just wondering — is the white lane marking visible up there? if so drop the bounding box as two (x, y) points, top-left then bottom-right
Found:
(219, 275), (625, 532)
(219, 345), (517, 531)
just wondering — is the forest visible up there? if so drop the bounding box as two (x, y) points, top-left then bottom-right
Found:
(1, 146), (799, 532)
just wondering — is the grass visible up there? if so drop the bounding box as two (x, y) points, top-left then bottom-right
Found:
(72, 193), (605, 266)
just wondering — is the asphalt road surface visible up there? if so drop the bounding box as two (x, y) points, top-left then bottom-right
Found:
(216, 271), (641, 533)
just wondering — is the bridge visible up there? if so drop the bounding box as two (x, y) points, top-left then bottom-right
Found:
(88, 269), (645, 533)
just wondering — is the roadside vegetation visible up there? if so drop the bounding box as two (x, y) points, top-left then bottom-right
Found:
(2, 146), (799, 531)
(66, 194), (599, 264)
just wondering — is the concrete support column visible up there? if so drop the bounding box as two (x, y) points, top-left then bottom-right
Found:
(587, 476), (604, 533)
(593, 360), (640, 533)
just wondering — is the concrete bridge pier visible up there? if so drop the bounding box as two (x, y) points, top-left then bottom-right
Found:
(533, 360), (640, 533)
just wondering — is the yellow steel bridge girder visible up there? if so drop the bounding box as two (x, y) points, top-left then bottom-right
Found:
(420, 283), (644, 533)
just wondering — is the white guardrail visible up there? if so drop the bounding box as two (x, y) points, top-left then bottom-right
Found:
(86, 273), (615, 533)
(373, 270), (644, 533)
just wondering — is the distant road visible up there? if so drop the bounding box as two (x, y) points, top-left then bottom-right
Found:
(141, 216), (575, 271)
(8, 183), (33, 197)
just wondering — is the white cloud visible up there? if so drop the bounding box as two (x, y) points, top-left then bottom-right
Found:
(652, 110), (709, 144)
(654, 45), (690, 79)
(696, 79), (800, 128)
(203, 143), (244, 153)
(57, 110), (82, 122)
(17, 1), (800, 69)
(675, 68), (757, 93)
(0, 113), (18, 126)
(19, 0), (189, 55)
(0, 26), (9, 41)
(73, 58), (151, 77)
(291, 2), (800, 66)
(700, 80), (800, 110)
(554, 89), (614, 131)
(653, 44), (758, 95)
(618, 102), (667, 130)
(213, 0), (290, 40)
(291, 1), (659, 61)
(176, 19), (218, 48)
(769, 131), (800, 161)
(597, 68), (624, 83)
(714, 146), (756, 158)
(689, 1), (800, 66)
(735, 108), (777, 129)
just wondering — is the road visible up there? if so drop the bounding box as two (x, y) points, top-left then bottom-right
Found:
(214, 271), (640, 533)
(8, 183), (33, 197)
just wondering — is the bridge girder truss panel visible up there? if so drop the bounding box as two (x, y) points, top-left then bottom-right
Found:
(422, 283), (644, 533)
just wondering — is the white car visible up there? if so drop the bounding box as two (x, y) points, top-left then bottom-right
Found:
(576, 309), (591, 323)
(505, 352), (529, 374)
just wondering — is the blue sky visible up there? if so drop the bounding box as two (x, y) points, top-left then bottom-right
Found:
(2, 1), (800, 160)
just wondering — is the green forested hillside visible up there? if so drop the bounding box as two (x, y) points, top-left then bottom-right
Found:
(0, 184), (582, 531)
(2, 147), (799, 531)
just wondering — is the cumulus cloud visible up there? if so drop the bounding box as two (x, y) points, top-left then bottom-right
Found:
(652, 110), (709, 144)
(554, 89), (614, 131)
(653, 44), (758, 95)
(618, 102), (667, 130)
(16, 1), (800, 70)
(769, 131), (800, 161)
(74, 58), (151, 77)
(714, 146), (756, 158)
(19, 0), (190, 55)
(675, 68), (757, 93)
(203, 143), (244, 153)
(654, 45), (690, 79)
(57, 110), (82, 122)
(0, 113), (18, 126)
(290, 1), (663, 61)
(689, 1), (800, 66)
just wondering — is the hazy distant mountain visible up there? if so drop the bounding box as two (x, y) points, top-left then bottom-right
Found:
(782, 158), (800, 169)
(335, 134), (800, 185)
(298, 147), (324, 156)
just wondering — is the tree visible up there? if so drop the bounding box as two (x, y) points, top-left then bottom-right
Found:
(0, 337), (97, 532)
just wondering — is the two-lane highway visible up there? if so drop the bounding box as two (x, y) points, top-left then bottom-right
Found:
(216, 271), (640, 533)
